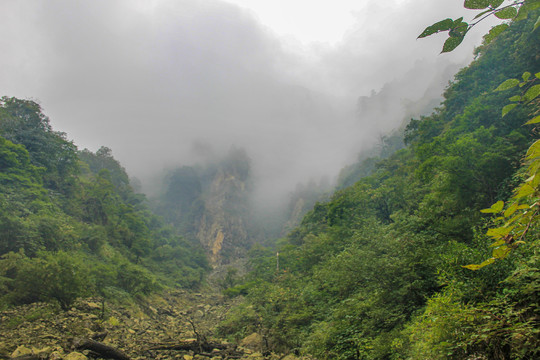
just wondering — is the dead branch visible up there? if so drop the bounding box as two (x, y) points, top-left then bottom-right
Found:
(73, 338), (130, 360)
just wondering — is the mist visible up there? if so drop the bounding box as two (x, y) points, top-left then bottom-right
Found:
(0, 0), (495, 210)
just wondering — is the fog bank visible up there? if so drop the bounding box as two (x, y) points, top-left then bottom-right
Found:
(0, 0), (494, 207)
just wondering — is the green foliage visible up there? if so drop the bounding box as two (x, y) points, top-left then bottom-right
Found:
(0, 97), (79, 192)
(407, 244), (540, 359)
(419, 0), (539, 53)
(79, 146), (130, 191)
(216, 302), (261, 341)
(0, 97), (210, 309)
(465, 132), (540, 270)
(218, 10), (540, 359)
(0, 251), (90, 309)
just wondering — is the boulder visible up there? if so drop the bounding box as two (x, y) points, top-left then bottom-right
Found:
(282, 355), (299, 360)
(239, 332), (263, 351)
(11, 345), (33, 357)
(247, 352), (265, 360)
(64, 351), (88, 360)
(49, 351), (64, 360)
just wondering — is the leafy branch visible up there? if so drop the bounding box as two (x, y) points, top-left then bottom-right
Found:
(418, 0), (539, 53)
(495, 72), (540, 116)
(420, 1), (540, 270)
(463, 72), (539, 270)
(464, 137), (540, 269)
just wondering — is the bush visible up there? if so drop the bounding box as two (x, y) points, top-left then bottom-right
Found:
(0, 251), (90, 309)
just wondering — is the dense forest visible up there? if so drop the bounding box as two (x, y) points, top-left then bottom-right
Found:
(217, 7), (540, 360)
(0, 97), (208, 309)
(0, 2), (539, 360)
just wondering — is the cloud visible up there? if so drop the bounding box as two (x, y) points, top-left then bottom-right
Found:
(0, 0), (493, 205)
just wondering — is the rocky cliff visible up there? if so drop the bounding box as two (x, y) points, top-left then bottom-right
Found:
(155, 147), (253, 267)
(196, 166), (251, 266)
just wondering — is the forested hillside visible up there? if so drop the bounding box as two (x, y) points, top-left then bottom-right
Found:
(1, 3), (539, 360)
(218, 9), (540, 360)
(0, 97), (208, 309)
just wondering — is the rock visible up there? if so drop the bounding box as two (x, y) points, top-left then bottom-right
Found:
(247, 352), (265, 360)
(85, 302), (102, 310)
(148, 306), (158, 315)
(33, 346), (52, 356)
(49, 351), (64, 360)
(282, 355), (299, 360)
(11, 345), (33, 357)
(240, 332), (263, 351)
(65, 351), (88, 360)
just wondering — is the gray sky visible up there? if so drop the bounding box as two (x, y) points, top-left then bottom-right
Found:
(0, 0), (497, 203)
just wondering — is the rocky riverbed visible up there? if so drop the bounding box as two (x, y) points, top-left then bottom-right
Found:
(0, 290), (309, 360)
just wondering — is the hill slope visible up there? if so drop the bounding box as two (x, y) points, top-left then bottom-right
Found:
(218, 10), (540, 360)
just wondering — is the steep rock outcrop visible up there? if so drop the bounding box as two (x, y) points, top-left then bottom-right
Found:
(156, 147), (253, 266)
(197, 168), (250, 266)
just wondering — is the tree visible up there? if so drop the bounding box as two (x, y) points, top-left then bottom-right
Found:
(0, 97), (78, 192)
(420, 1), (540, 269)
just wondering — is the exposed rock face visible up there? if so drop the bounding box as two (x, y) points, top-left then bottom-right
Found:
(239, 333), (264, 352)
(157, 147), (254, 267)
(197, 167), (250, 266)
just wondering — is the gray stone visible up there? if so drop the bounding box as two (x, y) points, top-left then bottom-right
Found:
(65, 351), (89, 360)
(11, 345), (33, 357)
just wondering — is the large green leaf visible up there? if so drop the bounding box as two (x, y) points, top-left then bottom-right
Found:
(525, 115), (540, 125)
(464, 0), (491, 9)
(492, 245), (511, 259)
(502, 103), (518, 117)
(418, 18), (454, 38)
(515, 183), (535, 198)
(441, 35), (464, 53)
(462, 257), (495, 270)
(481, 200), (505, 213)
(487, 226), (513, 238)
(524, 84), (540, 103)
(504, 202), (519, 218)
(495, 7), (518, 19)
(490, 0), (504, 8)
(495, 78), (519, 91)
(526, 140), (540, 159)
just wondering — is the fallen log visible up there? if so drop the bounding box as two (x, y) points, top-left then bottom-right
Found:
(73, 338), (130, 360)
(146, 338), (227, 352)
